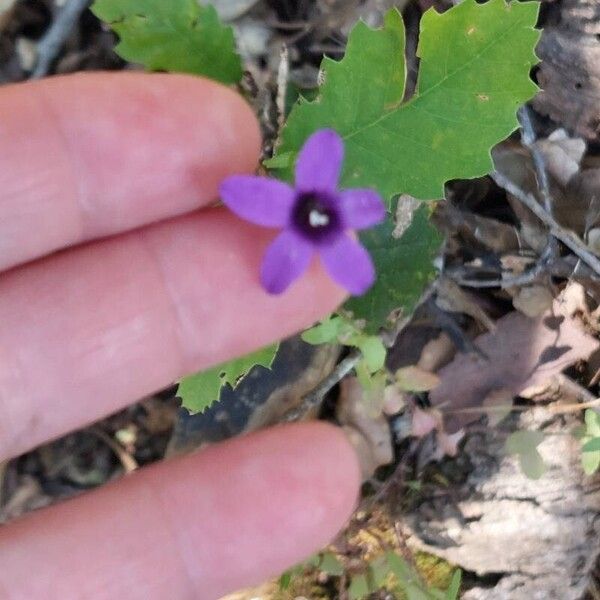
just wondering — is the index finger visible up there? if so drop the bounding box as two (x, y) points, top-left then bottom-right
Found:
(0, 72), (260, 272)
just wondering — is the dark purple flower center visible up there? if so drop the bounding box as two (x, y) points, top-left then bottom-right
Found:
(292, 191), (340, 243)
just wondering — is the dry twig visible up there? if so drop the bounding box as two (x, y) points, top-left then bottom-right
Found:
(281, 350), (362, 422)
(90, 428), (138, 474)
(32, 0), (92, 79)
(491, 170), (600, 278)
(518, 106), (553, 213)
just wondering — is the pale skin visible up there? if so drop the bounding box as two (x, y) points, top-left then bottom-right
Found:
(0, 72), (361, 600)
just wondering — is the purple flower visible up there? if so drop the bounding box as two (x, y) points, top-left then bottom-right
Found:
(220, 129), (386, 295)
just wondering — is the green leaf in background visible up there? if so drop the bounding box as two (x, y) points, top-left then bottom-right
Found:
(92, 0), (242, 84)
(177, 344), (278, 413)
(369, 556), (391, 588)
(386, 552), (415, 586)
(580, 409), (600, 474)
(301, 316), (346, 345)
(319, 553), (345, 576)
(505, 430), (547, 480)
(505, 429), (544, 454)
(582, 437), (600, 453)
(395, 366), (441, 392)
(519, 449), (546, 480)
(356, 336), (387, 373)
(344, 205), (442, 333)
(446, 570), (462, 600)
(272, 0), (540, 203)
(582, 448), (600, 476)
(348, 574), (370, 600)
(585, 409), (600, 436)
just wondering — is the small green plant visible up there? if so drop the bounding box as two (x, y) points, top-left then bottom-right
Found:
(92, 0), (242, 83)
(578, 409), (600, 475)
(91, 0), (542, 422)
(505, 429), (547, 480)
(280, 550), (462, 600)
(172, 0), (541, 414)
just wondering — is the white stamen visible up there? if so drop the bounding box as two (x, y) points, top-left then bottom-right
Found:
(309, 209), (329, 227)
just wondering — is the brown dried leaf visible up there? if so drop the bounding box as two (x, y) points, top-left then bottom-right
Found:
(417, 332), (455, 373)
(437, 430), (464, 459)
(559, 281), (588, 317)
(411, 406), (441, 438)
(494, 136), (589, 237)
(337, 378), (393, 480)
(383, 385), (406, 416)
(482, 388), (514, 427)
(395, 365), (440, 392)
(588, 228), (600, 255)
(512, 285), (554, 318)
(411, 406), (464, 460)
(430, 290), (600, 431)
(436, 277), (496, 332)
(534, 29), (600, 140)
(492, 142), (549, 251)
(532, 129), (586, 186)
(568, 168), (600, 233)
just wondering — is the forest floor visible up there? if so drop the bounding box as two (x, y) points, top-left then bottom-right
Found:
(2, 0), (600, 599)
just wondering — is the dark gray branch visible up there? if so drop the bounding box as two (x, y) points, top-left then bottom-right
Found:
(32, 0), (92, 79)
(491, 170), (600, 278)
(281, 350), (362, 422)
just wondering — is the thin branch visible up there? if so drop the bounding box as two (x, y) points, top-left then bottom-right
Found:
(518, 106), (553, 213)
(491, 170), (600, 278)
(90, 427), (138, 474)
(548, 398), (600, 414)
(32, 0), (92, 79)
(281, 350), (362, 422)
(276, 44), (289, 130)
(453, 107), (561, 290)
(452, 239), (557, 289)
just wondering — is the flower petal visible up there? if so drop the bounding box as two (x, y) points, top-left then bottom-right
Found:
(339, 189), (386, 230)
(220, 176), (295, 227)
(320, 235), (375, 296)
(260, 230), (314, 294)
(295, 129), (344, 192)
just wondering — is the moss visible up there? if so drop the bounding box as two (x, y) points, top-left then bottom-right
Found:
(414, 552), (455, 591)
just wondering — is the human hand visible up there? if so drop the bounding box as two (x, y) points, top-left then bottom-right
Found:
(0, 73), (360, 600)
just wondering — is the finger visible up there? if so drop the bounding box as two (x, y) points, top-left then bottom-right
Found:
(0, 210), (346, 461)
(0, 72), (260, 272)
(0, 423), (360, 600)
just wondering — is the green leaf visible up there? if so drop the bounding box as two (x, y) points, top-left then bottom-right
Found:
(263, 151), (295, 170)
(356, 336), (387, 373)
(396, 366), (441, 392)
(177, 344), (278, 413)
(348, 574), (370, 600)
(278, 570), (293, 590)
(446, 570), (462, 600)
(505, 430), (544, 454)
(272, 0), (540, 203)
(92, 0), (242, 84)
(585, 409), (600, 437)
(581, 441), (600, 475)
(582, 437), (600, 453)
(406, 584), (431, 600)
(302, 316), (345, 345)
(319, 552), (345, 576)
(505, 430), (547, 480)
(344, 205), (441, 333)
(369, 556), (390, 588)
(386, 552), (414, 585)
(519, 449), (547, 480)
(306, 554), (322, 568)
